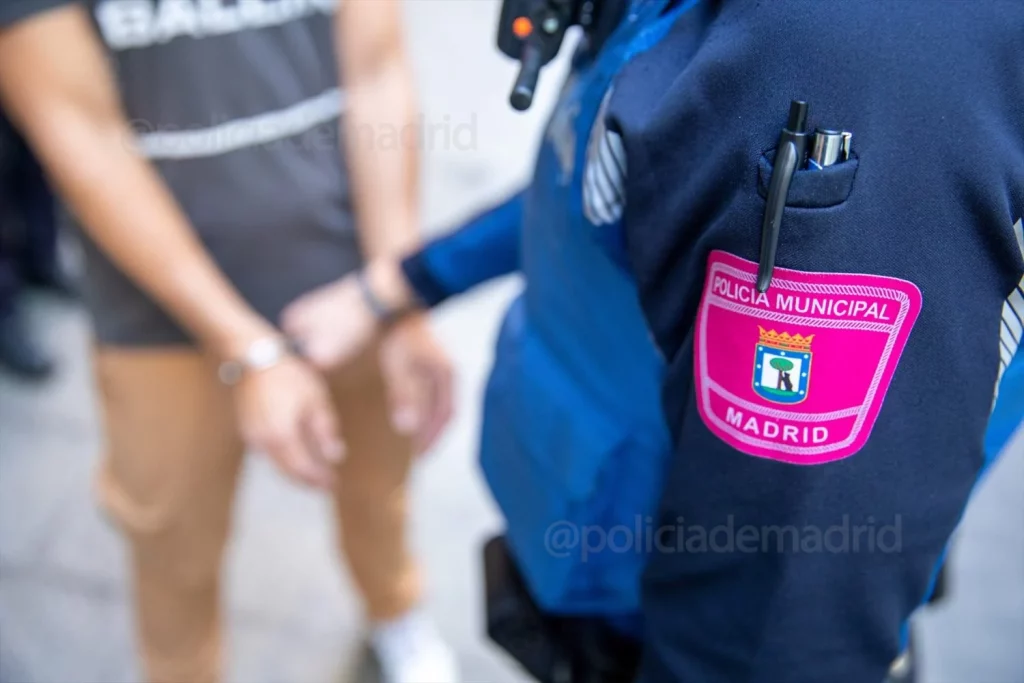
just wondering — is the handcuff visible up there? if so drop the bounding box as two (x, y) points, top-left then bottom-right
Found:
(217, 265), (412, 386)
(354, 266), (416, 325)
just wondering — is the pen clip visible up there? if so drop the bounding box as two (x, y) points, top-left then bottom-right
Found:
(757, 100), (810, 293)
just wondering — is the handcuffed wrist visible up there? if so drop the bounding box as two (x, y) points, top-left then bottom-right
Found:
(358, 260), (419, 323)
(217, 335), (296, 386)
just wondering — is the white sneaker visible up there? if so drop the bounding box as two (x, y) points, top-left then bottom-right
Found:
(370, 608), (459, 683)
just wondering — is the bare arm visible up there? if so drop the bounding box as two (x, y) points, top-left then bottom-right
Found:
(336, 0), (420, 261)
(0, 4), (343, 488)
(0, 5), (274, 359)
(281, 3), (452, 453)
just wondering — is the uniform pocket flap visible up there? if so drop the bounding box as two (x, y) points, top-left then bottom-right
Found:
(758, 151), (859, 208)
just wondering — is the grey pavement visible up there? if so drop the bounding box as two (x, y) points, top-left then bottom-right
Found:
(2, 3), (1023, 682)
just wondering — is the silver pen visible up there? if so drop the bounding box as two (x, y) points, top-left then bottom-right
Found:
(808, 128), (852, 169)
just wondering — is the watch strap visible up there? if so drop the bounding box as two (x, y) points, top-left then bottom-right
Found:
(217, 336), (293, 386)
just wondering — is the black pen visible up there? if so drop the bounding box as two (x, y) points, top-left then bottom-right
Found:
(757, 100), (810, 292)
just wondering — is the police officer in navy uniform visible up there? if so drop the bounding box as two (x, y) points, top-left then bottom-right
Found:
(282, 0), (1023, 680)
(597, 1), (1024, 681)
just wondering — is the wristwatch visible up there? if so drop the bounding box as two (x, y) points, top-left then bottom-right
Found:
(217, 336), (294, 386)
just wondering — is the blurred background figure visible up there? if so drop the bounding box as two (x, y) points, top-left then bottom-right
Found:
(0, 0), (455, 682)
(0, 112), (70, 378)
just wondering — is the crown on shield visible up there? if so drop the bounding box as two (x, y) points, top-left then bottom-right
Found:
(758, 326), (814, 352)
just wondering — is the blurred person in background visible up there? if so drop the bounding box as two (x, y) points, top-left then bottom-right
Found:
(0, 1), (457, 682)
(0, 111), (70, 378)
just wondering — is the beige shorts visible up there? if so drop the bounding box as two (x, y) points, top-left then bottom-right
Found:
(94, 345), (418, 683)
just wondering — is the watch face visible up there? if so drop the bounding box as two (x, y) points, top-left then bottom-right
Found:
(248, 337), (283, 369)
(218, 338), (288, 385)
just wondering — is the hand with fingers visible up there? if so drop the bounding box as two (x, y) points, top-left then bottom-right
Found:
(231, 354), (344, 489)
(280, 272), (380, 371)
(379, 315), (454, 454)
(281, 258), (454, 453)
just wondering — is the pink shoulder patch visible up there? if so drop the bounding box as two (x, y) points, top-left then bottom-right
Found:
(694, 250), (922, 465)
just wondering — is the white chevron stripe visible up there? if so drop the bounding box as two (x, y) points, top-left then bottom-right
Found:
(1009, 287), (1024, 323)
(605, 126), (626, 173)
(993, 216), (1024, 407)
(596, 149), (624, 207)
(593, 146), (622, 205)
(1001, 326), (1019, 363)
(600, 130), (625, 190)
(583, 129), (626, 225)
(584, 159), (614, 224)
(582, 88), (626, 227)
(1003, 305), (1023, 342)
(582, 175), (598, 222)
(1014, 218), (1024, 260)
(1000, 338), (1015, 365)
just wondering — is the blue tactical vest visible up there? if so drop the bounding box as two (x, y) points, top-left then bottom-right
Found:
(478, 0), (694, 617)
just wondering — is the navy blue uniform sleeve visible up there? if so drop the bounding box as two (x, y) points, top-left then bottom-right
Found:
(607, 1), (1024, 682)
(400, 191), (523, 307)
